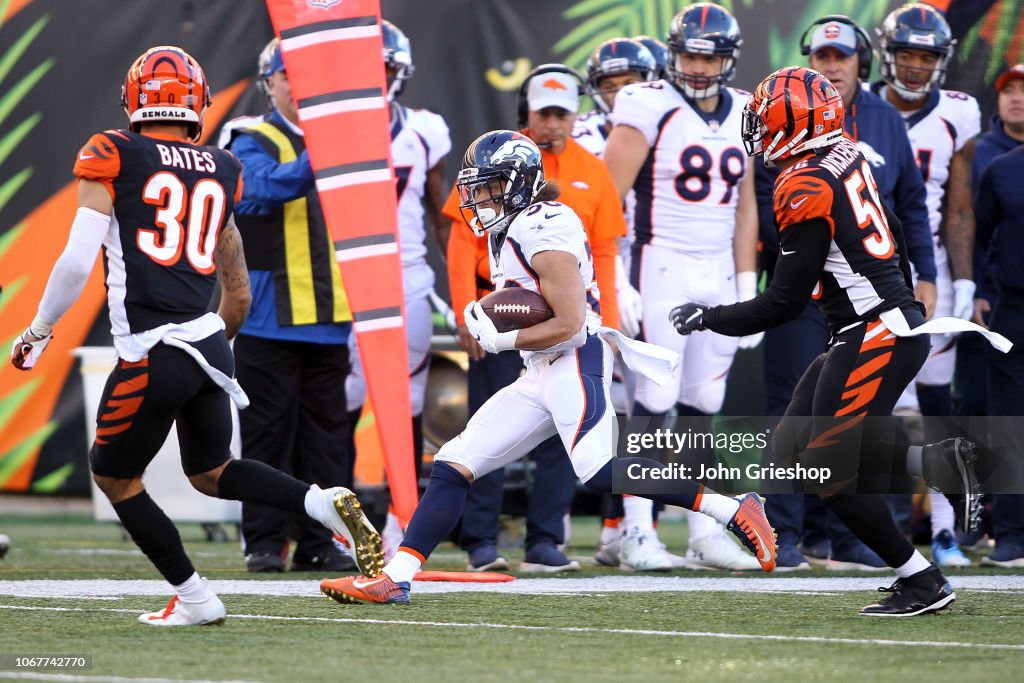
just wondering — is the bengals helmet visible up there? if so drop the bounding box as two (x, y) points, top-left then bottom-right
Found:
(382, 20), (414, 102)
(742, 66), (844, 167)
(586, 38), (658, 113)
(666, 3), (742, 99)
(122, 46), (211, 142)
(457, 130), (545, 236)
(878, 3), (955, 101)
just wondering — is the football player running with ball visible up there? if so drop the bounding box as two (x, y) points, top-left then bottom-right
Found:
(672, 67), (1007, 615)
(321, 130), (777, 605)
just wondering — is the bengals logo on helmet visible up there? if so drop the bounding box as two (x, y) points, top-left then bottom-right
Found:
(741, 66), (844, 166)
(121, 46), (211, 142)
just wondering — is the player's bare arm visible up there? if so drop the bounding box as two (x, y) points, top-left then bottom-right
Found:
(944, 138), (975, 282)
(213, 214), (252, 339)
(425, 160), (449, 255)
(513, 249), (586, 350)
(733, 169), (759, 276)
(603, 124), (649, 202)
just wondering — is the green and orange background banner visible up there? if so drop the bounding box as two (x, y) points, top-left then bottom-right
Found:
(1, 0), (1022, 495)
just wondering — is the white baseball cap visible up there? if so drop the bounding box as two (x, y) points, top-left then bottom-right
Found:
(527, 72), (579, 113)
(809, 21), (858, 56)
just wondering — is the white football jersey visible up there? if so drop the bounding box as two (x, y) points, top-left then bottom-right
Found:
(891, 87), (980, 266)
(571, 111), (611, 158)
(392, 105), (451, 300)
(490, 201), (603, 359)
(612, 81), (750, 257)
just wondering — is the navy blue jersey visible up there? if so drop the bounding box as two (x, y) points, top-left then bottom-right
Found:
(74, 130), (243, 334)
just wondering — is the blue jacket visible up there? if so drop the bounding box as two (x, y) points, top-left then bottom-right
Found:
(229, 109), (350, 344)
(971, 115), (1022, 302)
(975, 143), (1024, 292)
(756, 86), (935, 283)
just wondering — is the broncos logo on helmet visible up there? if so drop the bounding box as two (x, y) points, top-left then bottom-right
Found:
(382, 20), (414, 102)
(586, 38), (658, 113)
(121, 46), (211, 142)
(457, 130), (545, 236)
(742, 66), (845, 167)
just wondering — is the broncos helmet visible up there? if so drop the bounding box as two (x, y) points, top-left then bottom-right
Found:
(382, 20), (414, 102)
(586, 38), (658, 113)
(634, 35), (670, 79)
(878, 3), (955, 101)
(666, 3), (742, 100)
(457, 130), (545, 237)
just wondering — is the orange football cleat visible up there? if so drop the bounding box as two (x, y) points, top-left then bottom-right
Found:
(321, 574), (410, 605)
(726, 492), (777, 572)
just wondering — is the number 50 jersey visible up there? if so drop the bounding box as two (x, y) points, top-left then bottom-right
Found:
(73, 129), (243, 336)
(612, 81), (749, 258)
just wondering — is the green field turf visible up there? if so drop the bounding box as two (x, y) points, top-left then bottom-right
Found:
(1, 513), (1023, 683)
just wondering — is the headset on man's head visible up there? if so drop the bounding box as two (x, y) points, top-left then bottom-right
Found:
(516, 63), (585, 128)
(799, 15), (873, 81)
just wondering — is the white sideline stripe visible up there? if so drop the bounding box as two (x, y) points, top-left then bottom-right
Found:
(2, 604), (1023, 652)
(352, 317), (404, 333)
(1, 575), (1023, 598)
(336, 243), (399, 261)
(280, 26), (379, 51)
(0, 673), (258, 683)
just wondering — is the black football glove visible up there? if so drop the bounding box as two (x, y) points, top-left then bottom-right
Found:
(670, 303), (708, 336)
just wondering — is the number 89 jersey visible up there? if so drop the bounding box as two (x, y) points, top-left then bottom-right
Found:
(612, 81), (749, 257)
(74, 129), (243, 335)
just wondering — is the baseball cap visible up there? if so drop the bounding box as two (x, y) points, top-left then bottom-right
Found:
(996, 64), (1024, 91)
(527, 71), (579, 113)
(809, 21), (858, 57)
(260, 38), (285, 78)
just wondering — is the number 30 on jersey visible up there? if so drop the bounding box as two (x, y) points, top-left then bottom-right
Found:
(139, 172), (226, 273)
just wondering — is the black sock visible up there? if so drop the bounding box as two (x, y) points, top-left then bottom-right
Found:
(216, 459), (309, 513)
(585, 458), (703, 510)
(112, 491), (195, 585)
(823, 493), (914, 567)
(400, 461), (471, 558)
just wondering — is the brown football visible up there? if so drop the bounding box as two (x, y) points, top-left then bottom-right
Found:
(478, 287), (554, 332)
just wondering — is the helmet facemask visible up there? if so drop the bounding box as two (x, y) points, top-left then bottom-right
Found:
(668, 49), (736, 100)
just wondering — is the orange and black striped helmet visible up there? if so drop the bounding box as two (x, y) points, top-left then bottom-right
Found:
(741, 66), (844, 167)
(121, 46), (211, 142)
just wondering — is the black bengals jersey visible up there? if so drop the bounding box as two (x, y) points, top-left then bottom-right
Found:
(704, 137), (918, 336)
(74, 129), (243, 335)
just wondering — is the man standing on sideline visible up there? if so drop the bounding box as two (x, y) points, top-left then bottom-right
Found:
(445, 66), (629, 572)
(9, 46), (382, 625)
(226, 39), (357, 574)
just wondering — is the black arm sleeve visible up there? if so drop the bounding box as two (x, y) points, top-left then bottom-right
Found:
(883, 202), (915, 292)
(703, 217), (832, 337)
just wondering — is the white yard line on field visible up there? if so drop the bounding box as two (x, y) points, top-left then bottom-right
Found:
(1, 603), (1023, 653)
(0, 673), (259, 683)
(1, 575), (1023, 598)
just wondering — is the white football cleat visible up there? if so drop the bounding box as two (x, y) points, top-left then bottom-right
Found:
(684, 530), (762, 571)
(138, 594), (226, 626)
(620, 526), (674, 572)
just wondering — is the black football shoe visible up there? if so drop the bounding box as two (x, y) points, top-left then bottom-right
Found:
(922, 437), (981, 534)
(859, 564), (955, 617)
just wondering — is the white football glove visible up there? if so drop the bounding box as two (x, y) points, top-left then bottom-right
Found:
(463, 301), (519, 355)
(614, 255), (642, 338)
(735, 271), (764, 350)
(952, 279), (977, 321)
(10, 327), (53, 371)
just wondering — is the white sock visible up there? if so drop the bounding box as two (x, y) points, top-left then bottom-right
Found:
(174, 572), (214, 603)
(696, 494), (740, 528)
(622, 495), (654, 530)
(384, 510), (403, 535)
(384, 550), (422, 584)
(599, 519), (621, 546)
(929, 490), (955, 537)
(906, 446), (924, 478)
(303, 484), (325, 522)
(895, 549), (933, 578)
